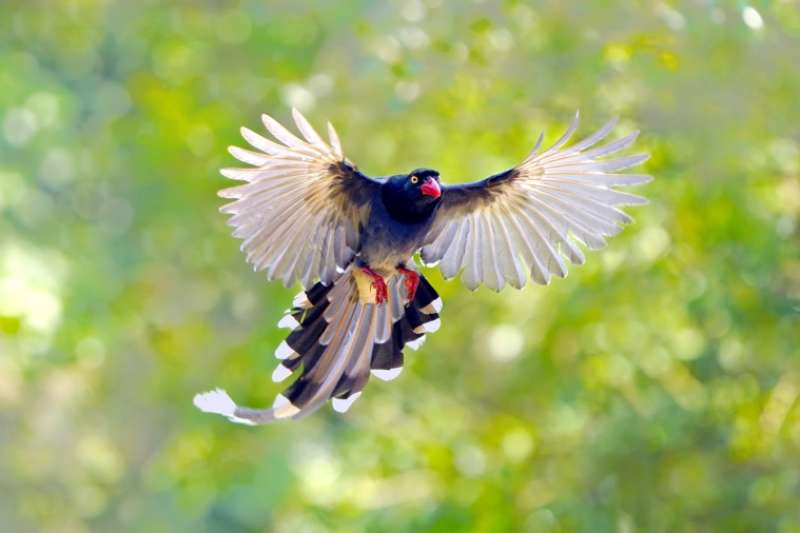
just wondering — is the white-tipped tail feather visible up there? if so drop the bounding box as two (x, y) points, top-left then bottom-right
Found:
(196, 264), (443, 425)
(193, 388), (235, 416)
(193, 388), (256, 426)
(275, 341), (296, 360)
(413, 317), (441, 335)
(272, 364), (292, 382)
(371, 367), (403, 381)
(332, 392), (362, 413)
(277, 314), (299, 329)
(292, 291), (311, 309)
(272, 393), (301, 419)
(423, 317), (441, 333)
(421, 297), (443, 314)
(406, 336), (426, 351)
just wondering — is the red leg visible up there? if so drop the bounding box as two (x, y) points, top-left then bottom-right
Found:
(360, 267), (388, 304)
(398, 266), (420, 303)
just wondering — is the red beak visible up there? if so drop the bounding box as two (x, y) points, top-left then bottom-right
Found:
(420, 177), (441, 198)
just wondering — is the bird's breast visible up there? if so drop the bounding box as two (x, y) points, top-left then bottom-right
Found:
(359, 209), (433, 272)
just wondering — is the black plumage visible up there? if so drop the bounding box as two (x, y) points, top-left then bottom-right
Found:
(194, 109), (650, 425)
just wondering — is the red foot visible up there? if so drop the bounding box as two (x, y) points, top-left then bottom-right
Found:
(361, 267), (388, 304)
(398, 267), (420, 303)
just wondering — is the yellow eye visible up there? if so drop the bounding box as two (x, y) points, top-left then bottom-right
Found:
(410, 175), (419, 184)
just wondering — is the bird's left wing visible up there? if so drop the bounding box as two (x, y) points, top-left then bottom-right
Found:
(220, 109), (380, 288)
(421, 113), (651, 291)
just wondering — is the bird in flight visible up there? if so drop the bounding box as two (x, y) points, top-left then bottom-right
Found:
(194, 108), (650, 425)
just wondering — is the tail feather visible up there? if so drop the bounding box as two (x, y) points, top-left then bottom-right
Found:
(285, 276), (358, 411)
(194, 264), (442, 425)
(331, 304), (377, 403)
(415, 275), (443, 314)
(374, 304), (392, 344)
(284, 312), (328, 354)
(305, 280), (331, 305)
(370, 339), (400, 371)
(369, 271), (440, 380)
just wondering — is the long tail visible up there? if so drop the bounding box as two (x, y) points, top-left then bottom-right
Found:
(194, 264), (441, 425)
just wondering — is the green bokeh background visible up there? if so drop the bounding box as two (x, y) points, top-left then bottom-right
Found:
(2, 1), (799, 531)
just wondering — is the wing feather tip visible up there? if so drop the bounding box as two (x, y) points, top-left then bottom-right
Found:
(219, 167), (240, 179)
(621, 194), (649, 206)
(627, 152), (651, 166)
(217, 189), (238, 199)
(260, 113), (280, 136)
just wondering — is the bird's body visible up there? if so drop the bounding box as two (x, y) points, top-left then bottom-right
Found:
(360, 174), (440, 275)
(194, 109), (651, 425)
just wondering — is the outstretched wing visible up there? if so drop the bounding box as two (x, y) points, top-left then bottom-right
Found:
(421, 113), (651, 291)
(220, 109), (380, 288)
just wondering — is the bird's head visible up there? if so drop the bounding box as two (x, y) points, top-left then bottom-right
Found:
(405, 168), (442, 200)
(382, 168), (442, 222)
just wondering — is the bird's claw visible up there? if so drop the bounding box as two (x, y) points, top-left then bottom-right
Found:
(361, 267), (388, 304)
(372, 279), (388, 304)
(398, 267), (420, 303)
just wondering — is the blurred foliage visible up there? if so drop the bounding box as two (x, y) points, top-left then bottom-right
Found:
(1, 0), (800, 532)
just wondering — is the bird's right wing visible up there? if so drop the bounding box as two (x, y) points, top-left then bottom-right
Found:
(220, 109), (380, 288)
